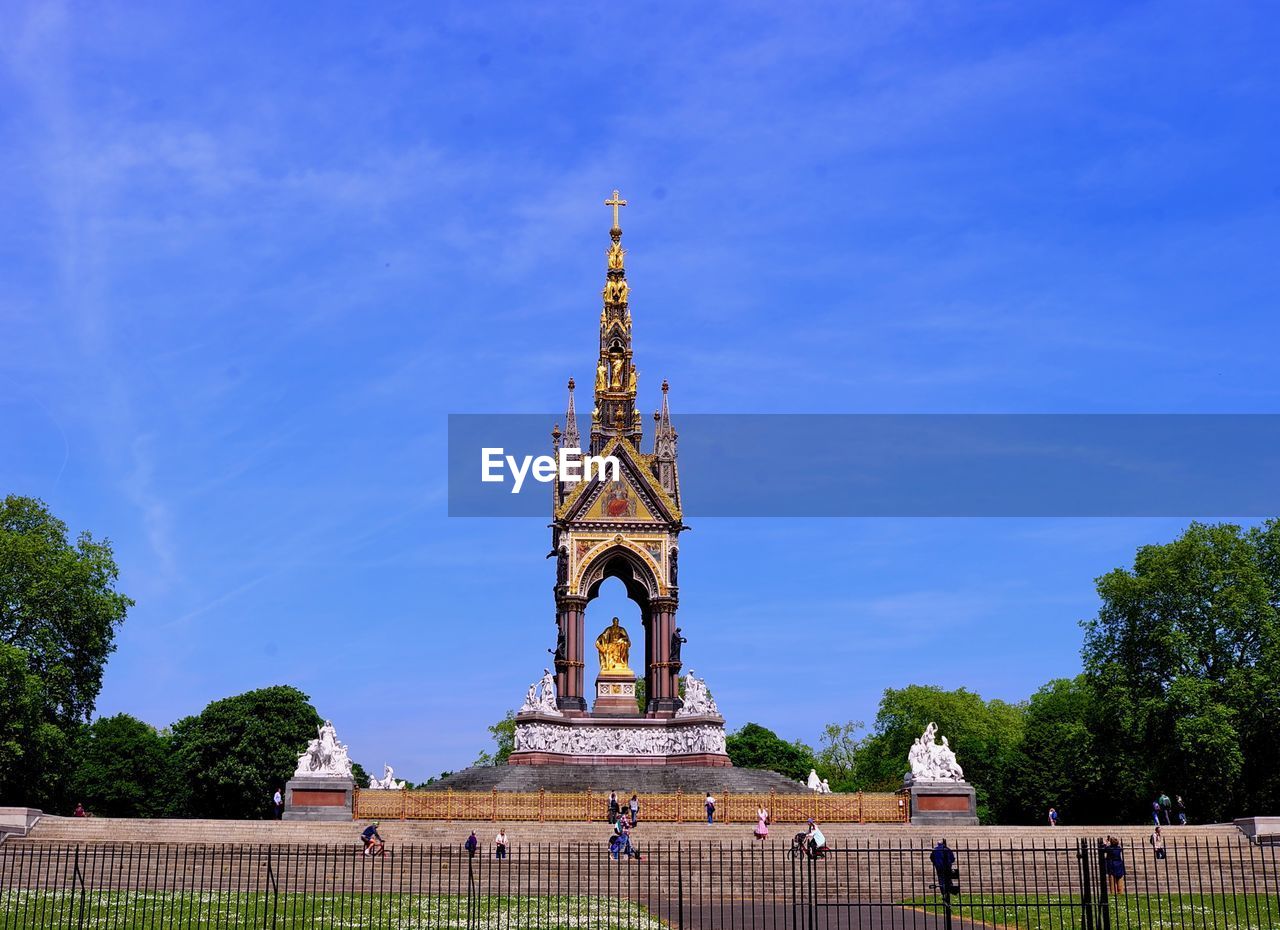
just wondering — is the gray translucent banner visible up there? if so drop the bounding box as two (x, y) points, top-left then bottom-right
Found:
(448, 414), (1280, 517)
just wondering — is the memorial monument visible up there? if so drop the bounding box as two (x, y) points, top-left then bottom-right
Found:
(284, 720), (357, 820)
(901, 721), (979, 824)
(507, 191), (730, 766)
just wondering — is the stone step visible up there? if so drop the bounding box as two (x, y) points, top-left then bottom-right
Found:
(23, 815), (1239, 848)
(424, 764), (810, 794)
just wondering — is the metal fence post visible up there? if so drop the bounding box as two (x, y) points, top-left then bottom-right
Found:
(677, 841), (685, 930)
(1078, 838), (1095, 930)
(72, 844), (86, 930)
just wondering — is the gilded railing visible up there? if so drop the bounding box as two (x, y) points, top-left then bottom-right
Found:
(352, 787), (910, 823)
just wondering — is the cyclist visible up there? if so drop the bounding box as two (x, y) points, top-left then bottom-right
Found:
(361, 821), (385, 857)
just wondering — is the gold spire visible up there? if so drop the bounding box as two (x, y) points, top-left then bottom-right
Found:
(592, 189), (640, 453)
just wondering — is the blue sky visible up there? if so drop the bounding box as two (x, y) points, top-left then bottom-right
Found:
(2, 1), (1277, 779)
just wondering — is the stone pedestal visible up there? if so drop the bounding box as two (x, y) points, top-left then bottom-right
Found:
(284, 776), (355, 822)
(593, 671), (639, 716)
(904, 779), (978, 826)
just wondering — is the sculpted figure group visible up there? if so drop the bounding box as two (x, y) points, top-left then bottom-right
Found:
(806, 769), (833, 793)
(293, 720), (354, 779)
(674, 670), (719, 718)
(367, 763), (406, 790)
(907, 721), (966, 782)
(519, 668), (563, 717)
(513, 721), (727, 757)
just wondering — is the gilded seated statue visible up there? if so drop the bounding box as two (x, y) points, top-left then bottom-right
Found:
(595, 617), (633, 675)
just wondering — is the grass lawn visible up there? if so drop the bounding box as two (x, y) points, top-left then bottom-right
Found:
(0, 890), (666, 929)
(906, 893), (1280, 930)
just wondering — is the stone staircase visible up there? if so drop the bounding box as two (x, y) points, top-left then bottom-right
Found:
(21, 815), (1240, 848)
(425, 764), (808, 794)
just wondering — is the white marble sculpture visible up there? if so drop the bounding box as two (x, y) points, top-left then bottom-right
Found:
(367, 763), (406, 790)
(513, 721), (728, 757)
(293, 720), (354, 779)
(674, 670), (720, 717)
(519, 668), (564, 716)
(907, 722), (966, 782)
(806, 769), (832, 793)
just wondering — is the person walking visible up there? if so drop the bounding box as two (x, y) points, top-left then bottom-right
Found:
(705, 793), (716, 824)
(754, 805), (770, 842)
(629, 793), (639, 826)
(607, 791), (620, 825)
(1175, 795), (1187, 825)
(494, 828), (509, 860)
(1103, 836), (1126, 894)
(465, 831), (478, 859)
(1048, 807), (1058, 827)
(1151, 799), (1162, 827)
(1158, 792), (1172, 825)
(1149, 826), (1166, 861)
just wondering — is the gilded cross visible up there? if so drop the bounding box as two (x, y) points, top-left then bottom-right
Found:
(605, 189), (627, 228)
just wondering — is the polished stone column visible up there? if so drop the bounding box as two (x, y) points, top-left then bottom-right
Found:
(647, 596), (679, 715)
(556, 596), (588, 713)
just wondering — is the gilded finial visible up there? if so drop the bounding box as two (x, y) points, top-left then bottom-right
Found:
(568, 377), (576, 391)
(662, 379), (669, 394)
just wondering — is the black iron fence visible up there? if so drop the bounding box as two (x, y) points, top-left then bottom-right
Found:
(2, 836), (1277, 928)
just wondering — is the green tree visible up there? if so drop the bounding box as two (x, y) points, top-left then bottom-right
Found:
(855, 685), (1025, 822)
(0, 496), (132, 807)
(0, 642), (69, 808)
(999, 677), (1105, 824)
(816, 720), (865, 792)
(351, 761), (370, 788)
(1082, 520), (1280, 822)
(70, 714), (173, 817)
(474, 710), (516, 766)
(726, 723), (816, 781)
(169, 686), (321, 819)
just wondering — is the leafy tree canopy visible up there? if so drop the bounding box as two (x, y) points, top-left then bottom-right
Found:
(1082, 520), (1280, 821)
(70, 713), (173, 817)
(169, 685), (320, 819)
(474, 710), (516, 767)
(0, 496), (132, 807)
(726, 722), (816, 782)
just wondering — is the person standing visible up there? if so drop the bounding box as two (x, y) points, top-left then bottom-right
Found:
(1158, 793), (1172, 825)
(705, 793), (716, 824)
(930, 839), (957, 902)
(754, 805), (770, 842)
(1175, 795), (1187, 825)
(1149, 826), (1166, 861)
(1103, 836), (1126, 894)
(1151, 799), (1162, 827)
(629, 793), (639, 826)
(272, 788), (284, 820)
(607, 791), (620, 825)
(1048, 807), (1058, 827)
(465, 831), (478, 859)
(494, 829), (508, 860)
